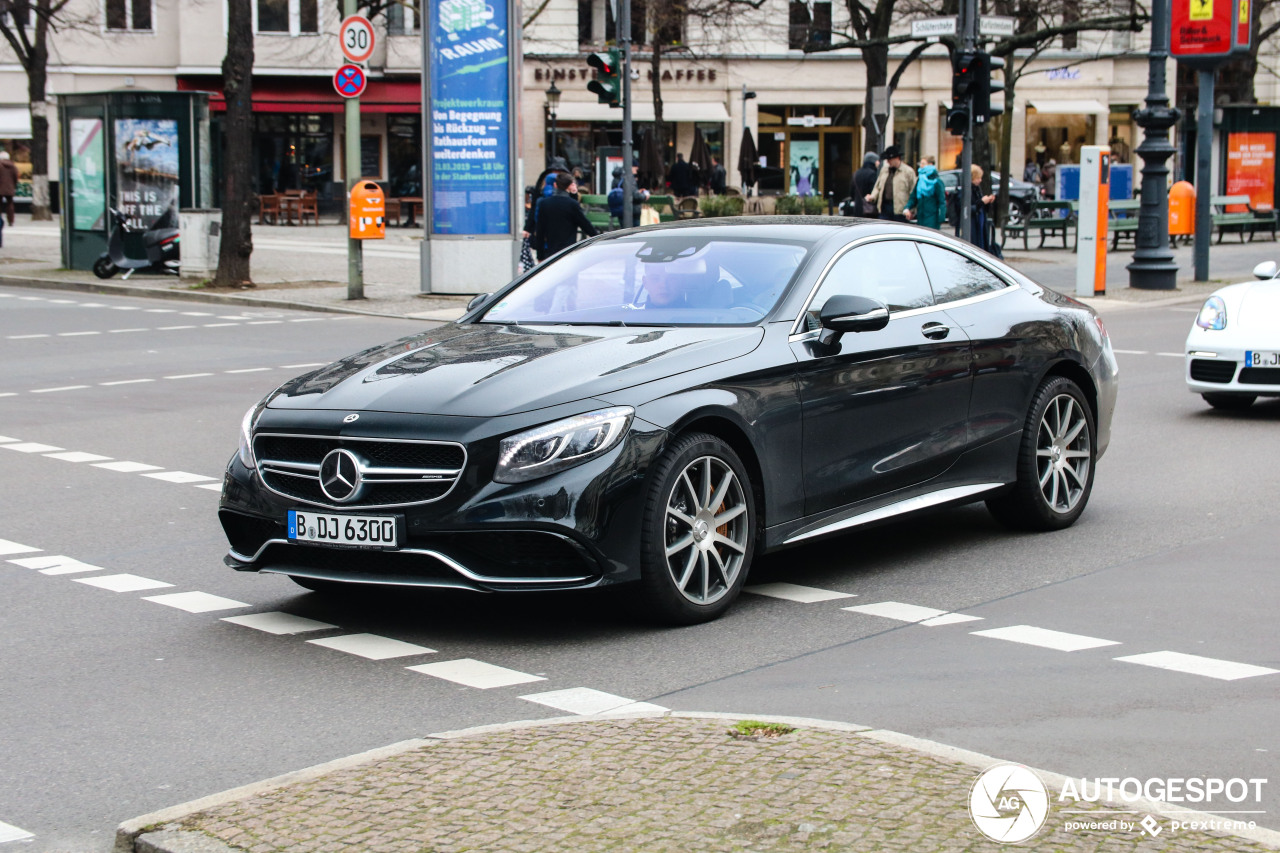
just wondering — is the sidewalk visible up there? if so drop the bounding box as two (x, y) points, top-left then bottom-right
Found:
(2, 217), (1276, 320)
(116, 712), (1279, 853)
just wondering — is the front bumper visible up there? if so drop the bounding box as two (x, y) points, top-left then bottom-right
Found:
(1185, 342), (1280, 397)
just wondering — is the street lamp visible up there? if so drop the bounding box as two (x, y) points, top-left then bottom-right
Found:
(546, 80), (561, 165)
(741, 85), (756, 136)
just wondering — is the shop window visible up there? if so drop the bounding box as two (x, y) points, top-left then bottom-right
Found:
(1061, 0), (1079, 48)
(579, 0), (643, 44)
(105, 0), (152, 30)
(256, 0), (319, 35)
(653, 0), (685, 46)
(388, 115), (421, 197)
(788, 0), (831, 50)
(388, 2), (420, 33)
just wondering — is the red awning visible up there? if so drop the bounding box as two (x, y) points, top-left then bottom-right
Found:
(178, 76), (421, 114)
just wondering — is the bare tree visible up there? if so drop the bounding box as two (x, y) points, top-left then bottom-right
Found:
(215, 0), (254, 287)
(0, 0), (82, 221)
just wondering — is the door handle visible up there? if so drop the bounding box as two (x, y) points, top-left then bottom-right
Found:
(921, 322), (951, 340)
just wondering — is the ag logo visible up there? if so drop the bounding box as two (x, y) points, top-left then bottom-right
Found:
(969, 764), (1050, 844)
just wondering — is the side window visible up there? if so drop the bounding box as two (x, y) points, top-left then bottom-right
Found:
(806, 240), (933, 326)
(917, 243), (1008, 304)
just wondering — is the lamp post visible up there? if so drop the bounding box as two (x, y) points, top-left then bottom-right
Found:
(545, 80), (561, 166)
(741, 85), (756, 136)
(1126, 0), (1180, 290)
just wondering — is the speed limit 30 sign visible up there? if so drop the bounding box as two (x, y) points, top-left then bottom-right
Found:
(340, 14), (375, 63)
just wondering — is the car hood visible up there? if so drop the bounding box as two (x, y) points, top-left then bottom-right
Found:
(267, 322), (765, 417)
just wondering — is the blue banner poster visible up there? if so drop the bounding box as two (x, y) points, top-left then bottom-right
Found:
(429, 0), (512, 235)
(113, 118), (179, 230)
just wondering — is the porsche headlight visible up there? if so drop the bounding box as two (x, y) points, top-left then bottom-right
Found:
(1196, 296), (1227, 330)
(237, 400), (267, 469)
(495, 407), (633, 484)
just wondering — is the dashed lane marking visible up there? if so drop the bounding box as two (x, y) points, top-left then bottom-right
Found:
(73, 573), (174, 593)
(30, 386), (88, 394)
(99, 379), (154, 387)
(0, 539), (40, 556)
(221, 612), (337, 634)
(93, 461), (163, 473)
(108, 328), (148, 333)
(143, 471), (217, 484)
(225, 367), (271, 374)
(745, 582), (856, 603)
(971, 624), (1121, 652)
(519, 687), (668, 716)
(8, 333), (49, 339)
(407, 659), (546, 689)
(1112, 349), (1149, 355)
(58, 331), (100, 337)
(10, 555), (106, 575)
(157, 325), (198, 331)
(844, 601), (951, 622)
(919, 612), (984, 626)
(0, 819), (34, 843)
(195, 483), (224, 492)
(1114, 651), (1278, 681)
(1156, 352), (1184, 358)
(2, 442), (64, 453)
(45, 451), (113, 463)
(281, 362), (327, 369)
(0, 434), (21, 442)
(165, 373), (215, 379)
(144, 591), (251, 614)
(308, 633), (437, 661)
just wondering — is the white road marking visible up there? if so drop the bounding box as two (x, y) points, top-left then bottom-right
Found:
(1156, 352), (1184, 358)
(93, 460), (162, 473)
(247, 320), (284, 325)
(308, 633), (436, 660)
(166, 373), (214, 379)
(222, 612), (336, 634)
(0, 435), (19, 442)
(843, 601), (950, 622)
(225, 367), (271, 374)
(1114, 651), (1278, 681)
(2, 442), (64, 453)
(0, 819), (34, 842)
(920, 612), (984, 626)
(1111, 349), (1149, 355)
(44, 451), (112, 463)
(281, 362), (327, 369)
(202, 323), (240, 328)
(407, 658), (546, 689)
(971, 625), (1121, 652)
(180, 311), (213, 316)
(9, 555), (106, 575)
(30, 386), (89, 393)
(157, 325), (198, 331)
(78, 303), (107, 308)
(143, 471), (217, 484)
(46, 299), (76, 304)
(0, 539), (41, 555)
(58, 331), (100, 337)
(109, 305), (141, 310)
(194, 483), (224, 492)
(8, 333), (50, 339)
(289, 318), (325, 323)
(144, 591), (250, 613)
(108, 328), (148, 333)
(74, 573), (174, 593)
(744, 582), (856, 603)
(99, 379), (154, 386)
(519, 687), (667, 716)
(0, 393), (14, 397)
(143, 308), (177, 313)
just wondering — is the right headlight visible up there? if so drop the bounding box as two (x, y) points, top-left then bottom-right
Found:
(494, 407), (633, 484)
(1196, 295), (1227, 330)
(237, 399), (268, 470)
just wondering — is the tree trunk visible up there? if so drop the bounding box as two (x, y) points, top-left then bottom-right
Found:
(862, 44), (888, 156)
(215, 0), (255, 287)
(26, 8), (51, 221)
(997, 73), (1016, 228)
(650, 41), (665, 183)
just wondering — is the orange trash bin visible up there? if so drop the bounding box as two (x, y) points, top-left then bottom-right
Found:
(1169, 180), (1195, 245)
(349, 180), (386, 239)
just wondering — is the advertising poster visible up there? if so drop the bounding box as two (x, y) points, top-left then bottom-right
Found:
(70, 118), (105, 231)
(1225, 132), (1276, 212)
(789, 140), (819, 196)
(428, 0), (512, 235)
(113, 118), (179, 229)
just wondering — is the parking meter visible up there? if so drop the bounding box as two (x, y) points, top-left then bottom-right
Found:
(1076, 145), (1110, 298)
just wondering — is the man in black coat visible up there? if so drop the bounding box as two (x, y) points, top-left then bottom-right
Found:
(848, 152), (879, 217)
(533, 172), (599, 262)
(668, 152), (693, 196)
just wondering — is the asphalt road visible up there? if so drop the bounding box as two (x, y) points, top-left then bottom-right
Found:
(0, 285), (1276, 851)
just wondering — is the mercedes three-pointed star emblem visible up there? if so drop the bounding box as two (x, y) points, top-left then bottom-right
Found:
(319, 448), (363, 502)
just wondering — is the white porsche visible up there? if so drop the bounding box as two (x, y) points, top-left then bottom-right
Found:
(1186, 260), (1280, 410)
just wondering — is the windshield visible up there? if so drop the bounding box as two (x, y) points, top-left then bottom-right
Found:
(481, 234), (812, 326)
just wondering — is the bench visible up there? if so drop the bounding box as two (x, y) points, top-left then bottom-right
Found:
(578, 193), (615, 232)
(1106, 198), (1141, 250)
(645, 194), (679, 223)
(1211, 195), (1277, 243)
(1004, 200), (1073, 250)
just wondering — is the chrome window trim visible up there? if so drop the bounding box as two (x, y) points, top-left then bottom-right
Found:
(789, 233), (1020, 338)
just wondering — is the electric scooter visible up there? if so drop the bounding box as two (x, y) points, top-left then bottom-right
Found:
(92, 205), (180, 279)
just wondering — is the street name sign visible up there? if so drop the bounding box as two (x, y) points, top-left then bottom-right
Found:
(340, 15), (376, 64)
(979, 15), (1016, 37)
(911, 18), (956, 38)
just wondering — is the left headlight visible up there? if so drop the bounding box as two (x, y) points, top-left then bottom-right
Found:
(1196, 295), (1227, 330)
(237, 399), (268, 470)
(495, 407), (633, 484)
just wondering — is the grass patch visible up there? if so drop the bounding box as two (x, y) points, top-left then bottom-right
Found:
(728, 720), (796, 740)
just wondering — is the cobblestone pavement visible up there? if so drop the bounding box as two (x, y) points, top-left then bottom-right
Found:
(121, 715), (1278, 853)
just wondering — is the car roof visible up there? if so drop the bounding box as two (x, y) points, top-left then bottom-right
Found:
(596, 215), (890, 243)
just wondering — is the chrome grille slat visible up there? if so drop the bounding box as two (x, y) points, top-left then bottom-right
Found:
(254, 432), (467, 509)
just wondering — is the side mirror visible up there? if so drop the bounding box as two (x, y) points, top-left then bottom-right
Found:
(817, 295), (890, 345)
(466, 292), (493, 313)
(1252, 261), (1278, 281)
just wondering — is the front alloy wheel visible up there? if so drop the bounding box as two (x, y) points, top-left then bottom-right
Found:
(639, 433), (755, 624)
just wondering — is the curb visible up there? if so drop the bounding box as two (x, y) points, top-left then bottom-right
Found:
(116, 710), (1280, 852)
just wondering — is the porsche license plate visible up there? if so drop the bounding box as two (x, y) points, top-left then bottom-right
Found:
(288, 510), (400, 549)
(1245, 351), (1280, 368)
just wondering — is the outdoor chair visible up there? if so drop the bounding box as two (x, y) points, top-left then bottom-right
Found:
(258, 194), (281, 225)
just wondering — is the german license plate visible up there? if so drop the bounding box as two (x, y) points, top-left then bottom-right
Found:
(288, 510), (401, 549)
(1245, 351), (1280, 368)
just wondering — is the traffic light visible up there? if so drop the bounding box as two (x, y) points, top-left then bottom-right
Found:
(587, 49), (621, 107)
(952, 50), (978, 104)
(973, 52), (1006, 122)
(946, 107), (969, 136)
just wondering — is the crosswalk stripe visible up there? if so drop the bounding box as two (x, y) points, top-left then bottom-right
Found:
(2, 442), (64, 453)
(221, 612), (336, 634)
(745, 582), (856, 603)
(308, 633), (436, 660)
(519, 687), (667, 715)
(407, 658), (545, 689)
(843, 601), (949, 622)
(144, 591), (250, 614)
(73, 573), (174, 593)
(971, 625), (1121, 652)
(9, 555), (105, 575)
(1114, 651), (1278, 681)
(43, 451), (113, 463)
(143, 471), (217, 484)
(93, 461), (163, 472)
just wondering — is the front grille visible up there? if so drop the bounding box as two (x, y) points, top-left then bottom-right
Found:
(1239, 367), (1280, 385)
(254, 433), (466, 509)
(1189, 359), (1236, 383)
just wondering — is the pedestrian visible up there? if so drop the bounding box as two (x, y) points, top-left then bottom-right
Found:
(0, 151), (18, 227)
(668, 152), (693, 197)
(904, 156), (946, 230)
(533, 172), (599, 262)
(1022, 159), (1041, 184)
(709, 156), (726, 195)
(849, 152), (879, 216)
(955, 163), (998, 253)
(865, 145), (915, 223)
(1042, 159), (1057, 198)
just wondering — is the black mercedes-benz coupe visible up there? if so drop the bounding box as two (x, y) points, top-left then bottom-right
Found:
(219, 218), (1118, 624)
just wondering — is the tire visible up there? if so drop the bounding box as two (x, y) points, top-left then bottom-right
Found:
(987, 376), (1096, 531)
(92, 256), (118, 279)
(289, 575), (348, 594)
(1202, 393), (1256, 411)
(637, 432), (757, 624)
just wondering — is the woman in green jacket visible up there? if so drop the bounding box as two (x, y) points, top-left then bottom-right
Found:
(905, 159), (947, 230)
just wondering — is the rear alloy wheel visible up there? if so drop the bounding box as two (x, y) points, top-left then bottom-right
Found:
(639, 433), (755, 624)
(1202, 393), (1256, 411)
(988, 376), (1096, 531)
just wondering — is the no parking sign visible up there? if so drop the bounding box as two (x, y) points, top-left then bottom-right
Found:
(333, 64), (367, 99)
